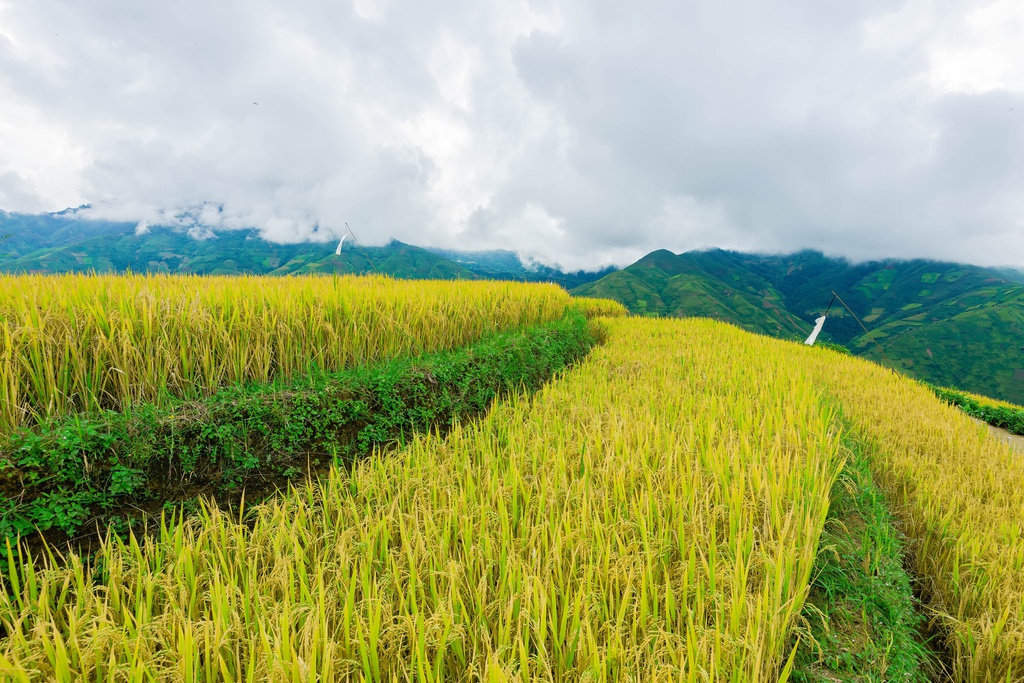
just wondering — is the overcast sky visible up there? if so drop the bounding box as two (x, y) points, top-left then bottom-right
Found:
(1, 0), (1023, 270)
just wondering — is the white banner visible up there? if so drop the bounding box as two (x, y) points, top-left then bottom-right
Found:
(804, 316), (826, 346)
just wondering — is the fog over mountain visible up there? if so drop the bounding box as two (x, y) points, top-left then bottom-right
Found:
(2, 0), (1023, 270)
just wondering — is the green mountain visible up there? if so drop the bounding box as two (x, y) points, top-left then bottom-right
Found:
(739, 251), (1013, 346)
(1, 209), (614, 285)
(573, 248), (1024, 404)
(0, 210), (612, 284)
(573, 249), (810, 337)
(5, 230), (477, 280)
(859, 288), (1024, 403)
(0, 207), (135, 259)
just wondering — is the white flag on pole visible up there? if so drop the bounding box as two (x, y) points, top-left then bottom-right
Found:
(804, 316), (826, 346)
(335, 234), (347, 255)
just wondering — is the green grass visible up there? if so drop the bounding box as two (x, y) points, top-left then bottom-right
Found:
(791, 428), (936, 682)
(814, 341), (852, 355)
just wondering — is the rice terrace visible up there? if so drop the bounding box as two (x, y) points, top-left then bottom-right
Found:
(4, 0), (1024, 677)
(0, 270), (1021, 682)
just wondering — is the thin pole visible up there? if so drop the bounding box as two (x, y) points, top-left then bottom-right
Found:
(345, 223), (381, 275)
(823, 292), (837, 316)
(830, 289), (898, 374)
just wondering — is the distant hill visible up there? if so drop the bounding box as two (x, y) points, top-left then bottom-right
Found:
(0, 219), (476, 280)
(0, 207), (135, 258)
(858, 288), (1024, 404)
(573, 248), (1024, 404)
(0, 209), (610, 285)
(572, 249), (808, 337)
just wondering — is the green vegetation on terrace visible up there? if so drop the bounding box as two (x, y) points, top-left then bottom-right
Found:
(792, 428), (934, 682)
(814, 341), (851, 356)
(862, 289), (1024, 404)
(0, 312), (600, 550)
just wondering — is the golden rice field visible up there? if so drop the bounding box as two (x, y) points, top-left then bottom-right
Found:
(0, 274), (585, 435)
(0, 318), (845, 680)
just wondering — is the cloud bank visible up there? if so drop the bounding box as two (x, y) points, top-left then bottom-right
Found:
(1, 0), (1022, 269)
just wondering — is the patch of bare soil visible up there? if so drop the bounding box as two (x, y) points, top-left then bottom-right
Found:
(971, 417), (1024, 451)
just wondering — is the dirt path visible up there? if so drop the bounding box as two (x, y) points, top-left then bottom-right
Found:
(972, 417), (1024, 450)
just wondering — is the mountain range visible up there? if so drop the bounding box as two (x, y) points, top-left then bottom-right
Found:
(4, 208), (1024, 404)
(0, 209), (612, 289)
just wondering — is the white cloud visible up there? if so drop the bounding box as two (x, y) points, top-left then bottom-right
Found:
(865, 0), (1024, 95)
(1, 0), (1023, 268)
(0, 92), (88, 211)
(352, 0), (390, 24)
(928, 0), (1024, 94)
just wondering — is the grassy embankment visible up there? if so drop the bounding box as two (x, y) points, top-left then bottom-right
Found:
(798, 343), (1024, 679)
(790, 423), (934, 681)
(1, 317), (845, 680)
(0, 311), (608, 551)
